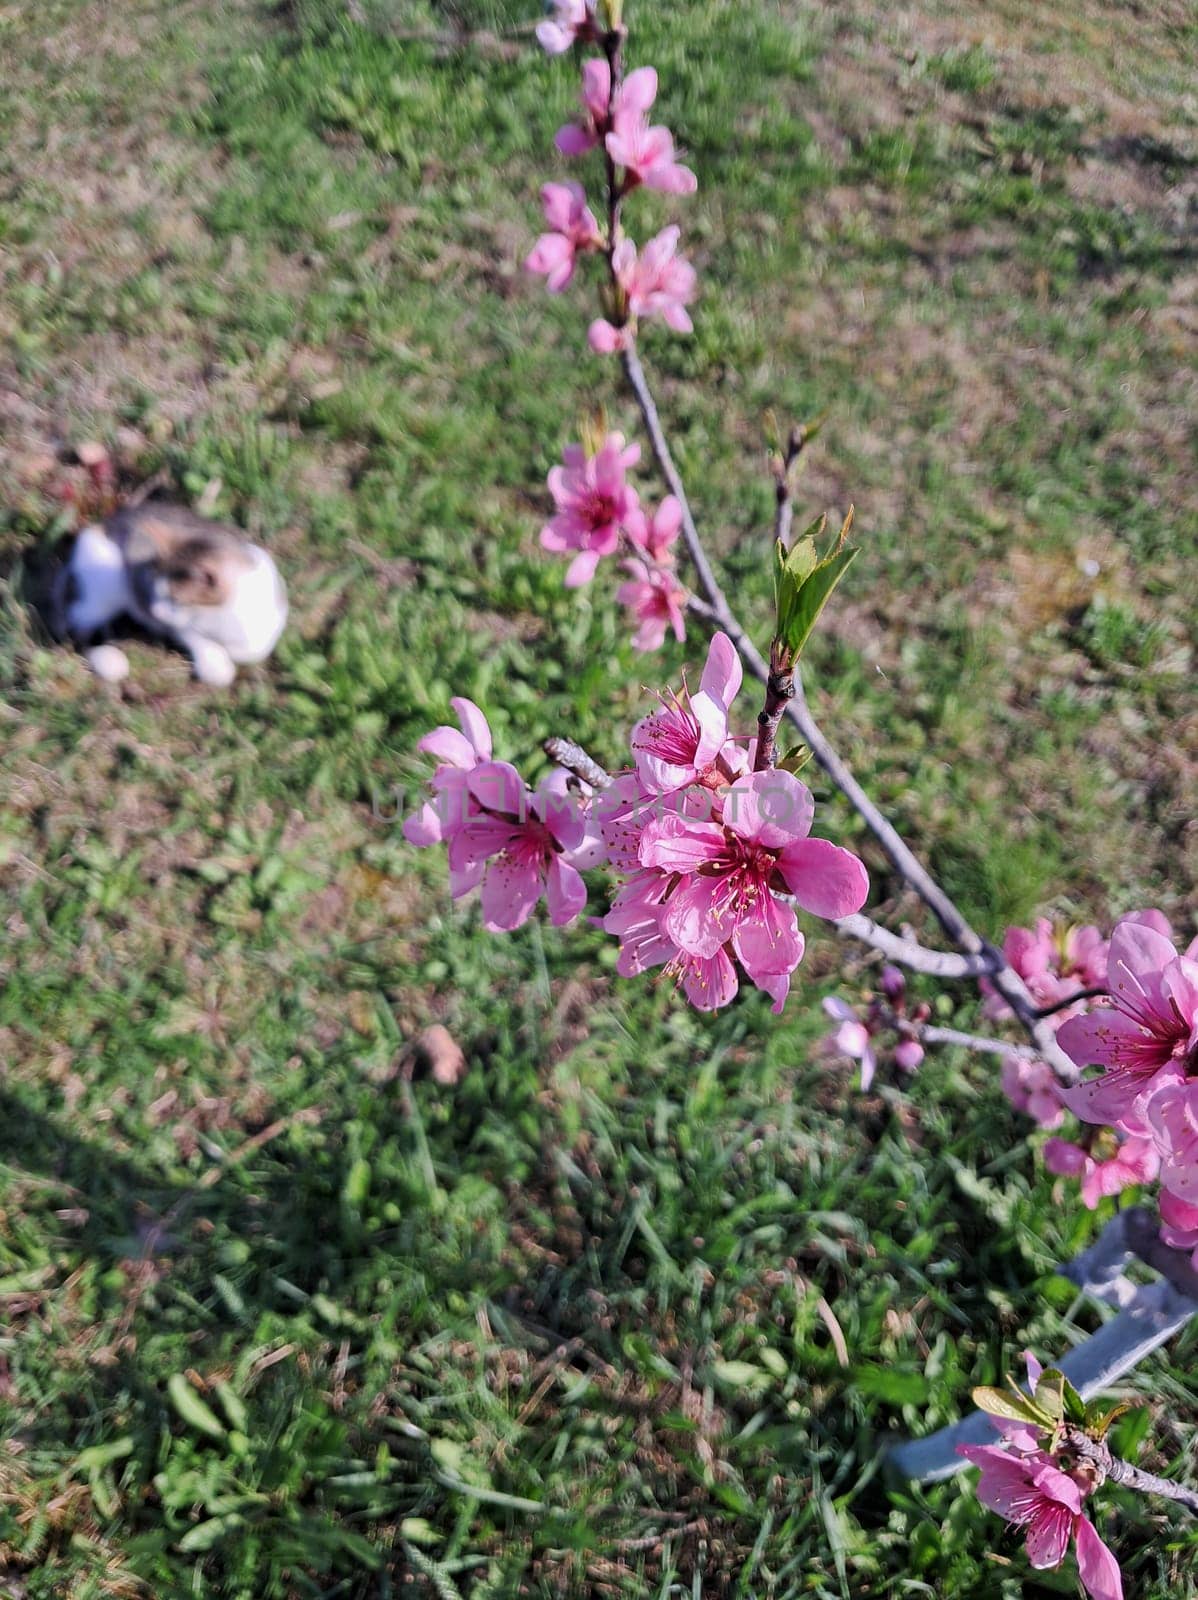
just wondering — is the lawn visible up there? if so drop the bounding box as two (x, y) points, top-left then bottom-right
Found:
(0, 0), (1196, 1595)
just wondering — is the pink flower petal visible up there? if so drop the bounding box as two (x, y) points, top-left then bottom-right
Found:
(403, 801), (443, 847)
(777, 837), (870, 919)
(565, 548), (603, 587)
(678, 948), (738, 1010)
(618, 66), (658, 116)
(1106, 918), (1179, 1007)
(663, 873), (728, 959)
(1043, 1138), (1090, 1177)
(546, 856), (586, 926)
(450, 697), (491, 762)
(467, 761), (527, 817)
(1057, 1007), (1145, 1071)
(587, 317), (627, 354)
(555, 123), (599, 155)
(732, 896), (803, 980)
(698, 630), (742, 706)
(1075, 1516), (1124, 1600)
(957, 1446), (1042, 1524)
(638, 814), (725, 873)
(1023, 1503), (1076, 1569)
(418, 725), (475, 767)
(723, 770), (815, 849)
(479, 855), (543, 932)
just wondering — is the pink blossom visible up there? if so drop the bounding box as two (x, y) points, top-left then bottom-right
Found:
(555, 57), (611, 154)
(626, 494), (682, 563)
(605, 67), (697, 194)
(447, 763), (598, 931)
(1159, 1187), (1198, 1260)
(1042, 1135), (1160, 1209)
(589, 226), (697, 352)
(822, 997), (878, 1090)
(957, 1444), (1122, 1600)
(1137, 908), (1175, 935)
(821, 994), (923, 1089)
(880, 965), (906, 1003)
(617, 559), (687, 652)
(596, 792), (740, 1011)
(403, 697), (492, 849)
(526, 182), (602, 292)
(598, 662), (868, 1013)
(982, 916), (1108, 1026)
(540, 431), (641, 586)
(629, 631), (742, 792)
(638, 767), (869, 1013)
(588, 317), (635, 354)
(536, 0), (599, 56)
(619, 226), (697, 329)
(894, 1036), (925, 1073)
(1059, 917), (1198, 1132)
(1001, 1055), (1066, 1130)
(1142, 1080), (1198, 1206)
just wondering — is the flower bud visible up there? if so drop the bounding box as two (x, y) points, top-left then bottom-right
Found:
(880, 965), (906, 1003)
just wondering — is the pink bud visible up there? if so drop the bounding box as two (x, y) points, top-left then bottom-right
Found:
(880, 965), (906, 1003)
(894, 1038), (924, 1073)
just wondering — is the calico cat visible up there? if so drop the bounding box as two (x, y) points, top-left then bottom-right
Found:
(55, 502), (288, 686)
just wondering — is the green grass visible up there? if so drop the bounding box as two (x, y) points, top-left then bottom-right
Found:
(1, 0), (1196, 1594)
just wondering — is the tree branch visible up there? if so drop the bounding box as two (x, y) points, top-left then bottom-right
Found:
(543, 736), (613, 792)
(773, 421), (815, 551)
(832, 913), (996, 977)
(753, 637), (796, 772)
(891, 1272), (1198, 1482)
(1066, 1431), (1198, 1515)
(1036, 986), (1107, 1018)
(916, 1023), (1036, 1061)
(619, 344), (1078, 1081)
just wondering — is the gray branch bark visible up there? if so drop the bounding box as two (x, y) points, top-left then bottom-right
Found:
(620, 344), (1077, 1083)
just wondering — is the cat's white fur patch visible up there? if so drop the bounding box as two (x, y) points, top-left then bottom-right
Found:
(85, 643), (131, 683)
(62, 522), (288, 685)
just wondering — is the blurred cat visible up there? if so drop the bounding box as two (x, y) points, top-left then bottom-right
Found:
(54, 503), (288, 687)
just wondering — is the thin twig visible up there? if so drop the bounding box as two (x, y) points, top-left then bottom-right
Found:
(540, 736), (998, 979)
(544, 736), (613, 791)
(915, 1023), (1036, 1061)
(620, 349), (1077, 1082)
(833, 913), (996, 978)
(753, 636), (796, 773)
(601, 28), (626, 282)
(1066, 1431), (1198, 1516)
(1035, 986), (1107, 1018)
(773, 421), (814, 551)
(196, 1107), (323, 1190)
(540, 738), (1004, 982)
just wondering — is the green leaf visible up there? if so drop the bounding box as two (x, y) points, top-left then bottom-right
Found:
(773, 508), (859, 660)
(1084, 1400), (1136, 1441)
(971, 1385), (1049, 1427)
(778, 544), (859, 660)
(167, 1374), (226, 1440)
(1062, 1376), (1087, 1426)
(778, 743), (812, 774)
(1033, 1368), (1066, 1423)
